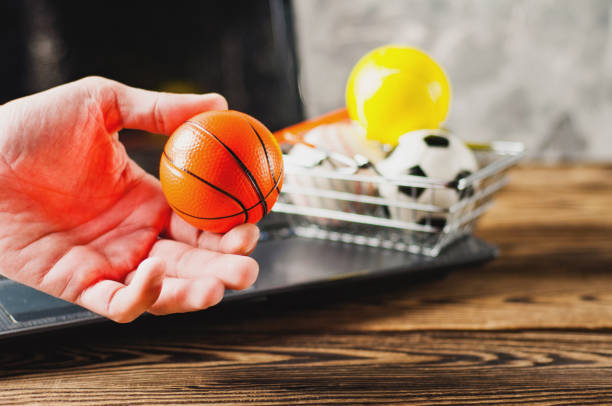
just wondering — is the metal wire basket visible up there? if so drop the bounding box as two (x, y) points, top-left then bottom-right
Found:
(271, 111), (525, 257)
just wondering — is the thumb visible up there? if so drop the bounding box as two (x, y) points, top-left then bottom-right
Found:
(111, 80), (228, 135)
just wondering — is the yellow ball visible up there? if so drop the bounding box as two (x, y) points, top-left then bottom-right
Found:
(345, 45), (451, 146)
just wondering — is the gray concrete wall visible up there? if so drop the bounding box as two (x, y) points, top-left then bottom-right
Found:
(293, 0), (612, 161)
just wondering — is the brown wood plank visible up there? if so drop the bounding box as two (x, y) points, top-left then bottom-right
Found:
(2, 329), (612, 405)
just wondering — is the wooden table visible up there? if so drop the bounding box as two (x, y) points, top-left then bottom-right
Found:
(2, 165), (612, 405)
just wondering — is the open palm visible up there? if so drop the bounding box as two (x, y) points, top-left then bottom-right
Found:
(0, 77), (259, 322)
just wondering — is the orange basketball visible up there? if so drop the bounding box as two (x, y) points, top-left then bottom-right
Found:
(160, 110), (284, 233)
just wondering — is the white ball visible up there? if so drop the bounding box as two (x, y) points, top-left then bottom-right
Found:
(376, 131), (478, 227)
(302, 120), (385, 165)
(285, 121), (385, 222)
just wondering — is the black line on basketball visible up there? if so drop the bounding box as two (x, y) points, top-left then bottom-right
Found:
(162, 150), (249, 222)
(186, 120), (269, 217)
(245, 119), (281, 195)
(169, 203), (244, 220)
(170, 172), (283, 220)
(166, 162), (284, 220)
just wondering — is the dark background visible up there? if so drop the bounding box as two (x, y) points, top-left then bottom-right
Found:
(0, 0), (304, 174)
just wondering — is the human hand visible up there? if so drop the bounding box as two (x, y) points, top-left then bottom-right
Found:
(0, 77), (259, 322)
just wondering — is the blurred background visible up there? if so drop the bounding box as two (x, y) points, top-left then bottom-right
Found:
(1, 0), (611, 167)
(0, 0), (303, 174)
(294, 0), (612, 162)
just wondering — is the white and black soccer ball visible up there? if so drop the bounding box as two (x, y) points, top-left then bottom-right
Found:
(376, 130), (478, 229)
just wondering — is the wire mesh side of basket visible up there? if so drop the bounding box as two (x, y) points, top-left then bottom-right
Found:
(272, 141), (524, 256)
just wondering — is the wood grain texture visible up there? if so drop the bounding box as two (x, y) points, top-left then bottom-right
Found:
(3, 328), (612, 405)
(2, 165), (612, 405)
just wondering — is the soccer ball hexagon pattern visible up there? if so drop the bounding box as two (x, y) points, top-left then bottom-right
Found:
(376, 131), (478, 229)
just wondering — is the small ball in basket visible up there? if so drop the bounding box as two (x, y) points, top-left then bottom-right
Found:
(376, 131), (478, 229)
(285, 121), (384, 223)
(302, 120), (385, 165)
(160, 110), (284, 234)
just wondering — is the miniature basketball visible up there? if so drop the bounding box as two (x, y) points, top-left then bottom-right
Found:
(160, 110), (284, 233)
